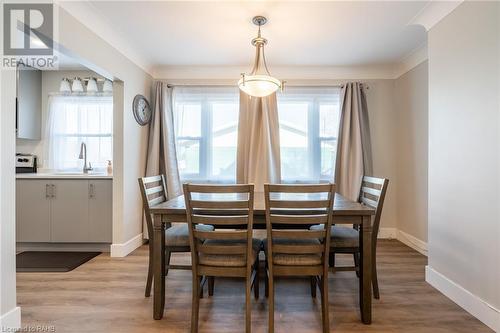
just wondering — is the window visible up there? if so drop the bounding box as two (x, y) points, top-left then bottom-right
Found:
(45, 95), (113, 171)
(173, 87), (239, 182)
(277, 87), (341, 182)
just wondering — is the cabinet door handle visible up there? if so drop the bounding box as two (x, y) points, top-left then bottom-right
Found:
(89, 183), (95, 198)
(51, 184), (56, 198)
(45, 184), (50, 198)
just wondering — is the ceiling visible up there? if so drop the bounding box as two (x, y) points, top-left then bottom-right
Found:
(81, 1), (429, 73)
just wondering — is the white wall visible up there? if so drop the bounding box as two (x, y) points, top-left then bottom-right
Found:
(365, 79), (399, 232)
(427, 1), (500, 331)
(16, 70), (99, 167)
(394, 61), (428, 246)
(54, 6), (153, 253)
(0, 70), (21, 331)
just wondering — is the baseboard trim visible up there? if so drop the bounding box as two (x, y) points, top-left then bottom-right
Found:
(378, 227), (397, 239)
(110, 233), (144, 257)
(397, 229), (428, 256)
(426, 266), (500, 332)
(0, 306), (21, 331)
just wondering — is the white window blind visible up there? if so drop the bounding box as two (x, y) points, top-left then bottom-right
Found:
(45, 95), (113, 171)
(277, 87), (341, 182)
(173, 86), (239, 182)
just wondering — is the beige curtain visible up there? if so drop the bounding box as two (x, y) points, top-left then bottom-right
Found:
(334, 82), (373, 201)
(236, 91), (281, 191)
(145, 81), (182, 199)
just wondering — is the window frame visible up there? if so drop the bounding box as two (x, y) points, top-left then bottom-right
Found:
(174, 90), (239, 183)
(46, 94), (113, 172)
(277, 88), (340, 183)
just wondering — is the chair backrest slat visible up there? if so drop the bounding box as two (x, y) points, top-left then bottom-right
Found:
(192, 214), (248, 225)
(268, 200), (330, 209)
(146, 185), (164, 196)
(269, 214), (328, 225)
(264, 183), (336, 265)
(138, 175), (168, 240)
(190, 200), (249, 209)
(359, 176), (389, 242)
(184, 183), (255, 266)
(360, 196), (378, 208)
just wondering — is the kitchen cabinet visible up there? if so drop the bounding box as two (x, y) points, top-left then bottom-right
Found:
(16, 178), (112, 243)
(51, 180), (90, 242)
(88, 180), (113, 242)
(16, 64), (42, 140)
(16, 180), (51, 242)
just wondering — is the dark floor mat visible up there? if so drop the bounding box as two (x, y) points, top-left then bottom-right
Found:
(16, 251), (101, 272)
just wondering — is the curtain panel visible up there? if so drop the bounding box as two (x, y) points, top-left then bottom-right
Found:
(236, 91), (281, 191)
(334, 82), (373, 201)
(145, 82), (182, 199)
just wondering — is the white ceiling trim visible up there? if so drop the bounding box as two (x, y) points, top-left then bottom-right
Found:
(394, 43), (428, 79)
(55, 0), (154, 75)
(408, 1), (463, 31)
(154, 64), (401, 81)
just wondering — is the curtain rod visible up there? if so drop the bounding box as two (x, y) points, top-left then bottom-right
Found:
(165, 83), (350, 89)
(164, 83), (371, 90)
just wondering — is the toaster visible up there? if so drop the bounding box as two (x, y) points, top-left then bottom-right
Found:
(16, 153), (37, 173)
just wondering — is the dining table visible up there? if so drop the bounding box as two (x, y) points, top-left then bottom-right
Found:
(149, 191), (375, 324)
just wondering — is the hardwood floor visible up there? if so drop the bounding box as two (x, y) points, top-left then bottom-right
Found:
(17, 240), (492, 333)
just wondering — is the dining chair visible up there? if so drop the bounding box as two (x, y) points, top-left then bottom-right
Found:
(264, 183), (336, 333)
(138, 175), (214, 298)
(184, 183), (261, 333)
(313, 176), (388, 299)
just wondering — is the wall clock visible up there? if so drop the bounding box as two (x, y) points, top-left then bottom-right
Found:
(133, 94), (152, 126)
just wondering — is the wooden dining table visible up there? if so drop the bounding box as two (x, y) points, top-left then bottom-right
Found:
(149, 192), (375, 324)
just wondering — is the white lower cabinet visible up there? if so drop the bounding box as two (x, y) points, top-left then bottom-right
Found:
(16, 179), (112, 243)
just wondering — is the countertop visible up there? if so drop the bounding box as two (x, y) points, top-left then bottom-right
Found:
(16, 172), (113, 179)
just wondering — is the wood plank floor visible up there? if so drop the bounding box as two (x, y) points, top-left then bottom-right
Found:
(17, 240), (492, 333)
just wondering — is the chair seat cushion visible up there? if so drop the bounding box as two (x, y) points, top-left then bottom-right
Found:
(198, 238), (262, 267)
(165, 223), (214, 247)
(310, 224), (359, 248)
(264, 238), (322, 266)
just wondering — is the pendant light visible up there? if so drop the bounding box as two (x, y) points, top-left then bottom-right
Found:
(238, 16), (283, 97)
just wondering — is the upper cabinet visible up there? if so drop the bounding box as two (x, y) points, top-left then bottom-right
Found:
(17, 64), (42, 140)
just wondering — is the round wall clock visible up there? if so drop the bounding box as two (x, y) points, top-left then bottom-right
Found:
(132, 94), (152, 126)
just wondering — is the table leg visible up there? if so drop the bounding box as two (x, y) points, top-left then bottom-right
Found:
(153, 214), (165, 320)
(360, 215), (372, 324)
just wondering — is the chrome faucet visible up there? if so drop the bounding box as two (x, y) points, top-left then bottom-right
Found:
(78, 142), (93, 174)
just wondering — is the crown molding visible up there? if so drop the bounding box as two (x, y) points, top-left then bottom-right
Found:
(55, 1), (154, 76)
(408, 1), (463, 31)
(394, 43), (428, 79)
(153, 64), (399, 81)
